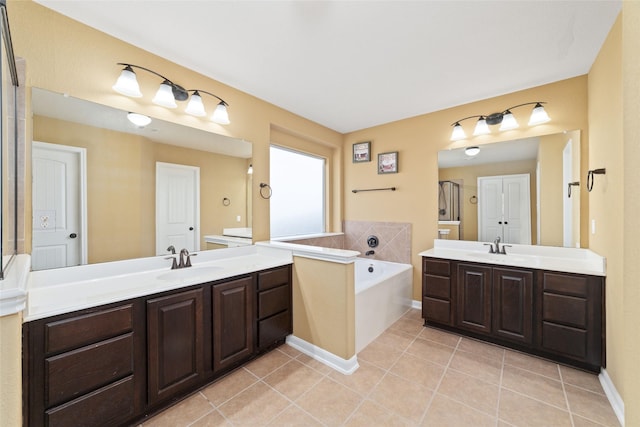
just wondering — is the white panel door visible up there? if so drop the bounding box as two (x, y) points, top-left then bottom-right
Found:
(156, 162), (200, 255)
(502, 174), (531, 244)
(478, 174), (531, 244)
(32, 142), (86, 270)
(478, 177), (503, 242)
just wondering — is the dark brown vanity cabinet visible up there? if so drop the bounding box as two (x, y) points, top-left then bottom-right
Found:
(422, 257), (603, 372)
(24, 264), (293, 426)
(212, 276), (254, 372)
(257, 266), (293, 350)
(147, 287), (205, 405)
(22, 301), (145, 427)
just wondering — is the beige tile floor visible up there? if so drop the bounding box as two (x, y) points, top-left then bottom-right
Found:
(141, 309), (620, 427)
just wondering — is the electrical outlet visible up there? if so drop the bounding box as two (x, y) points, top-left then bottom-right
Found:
(236, 215), (241, 222)
(591, 219), (596, 235)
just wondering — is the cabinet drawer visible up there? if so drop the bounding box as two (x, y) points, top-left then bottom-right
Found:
(423, 259), (450, 277)
(543, 272), (588, 297)
(258, 266), (290, 291)
(543, 293), (587, 328)
(258, 284), (290, 318)
(46, 376), (135, 427)
(424, 275), (450, 300)
(46, 333), (133, 407)
(45, 304), (133, 355)
(541, 322), (588, 359)
(423, 297), (451, 325)
(258, 311), (291, 348)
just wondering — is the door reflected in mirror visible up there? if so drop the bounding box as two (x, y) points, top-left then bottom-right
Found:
(31, 88), (252, 270)
(437, 131), (581, 248)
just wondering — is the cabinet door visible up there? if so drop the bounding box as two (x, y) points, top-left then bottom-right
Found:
(147, 288), (204, 405)
(212, 276), (254, 372)
(456, 263), (492, 334)
(492, 268), (533, 344)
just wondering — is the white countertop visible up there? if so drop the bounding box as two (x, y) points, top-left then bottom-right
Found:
(256, 241), (359, 264)
(25, 245), (292, 322)
(419, 240), (606, 276)
(204, 234), (252, 246)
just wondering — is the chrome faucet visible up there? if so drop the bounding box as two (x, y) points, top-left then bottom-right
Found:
(483, 237), (511, 254)
(167, 245), (176, 255)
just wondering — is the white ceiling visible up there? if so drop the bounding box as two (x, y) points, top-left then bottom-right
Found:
(34, 0), (621, 134)
(438, 137), (540, 168)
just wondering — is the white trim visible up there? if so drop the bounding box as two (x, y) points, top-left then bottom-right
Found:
(286, 335), (359, 375)
(256, 241), (359, 264)
(411, 299), (422, 310)
(0, 254), (30, 316)
(599, 368), (625, 426)
(32, 141), (88, 265)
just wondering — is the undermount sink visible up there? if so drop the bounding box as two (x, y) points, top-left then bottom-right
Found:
(157, 266), (223, 281)
(466, 252), (527, 263)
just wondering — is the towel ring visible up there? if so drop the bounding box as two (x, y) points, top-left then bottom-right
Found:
(259, 183), (272, 199)
(469, 195), (478, 204)
(222, 197), (231, 206)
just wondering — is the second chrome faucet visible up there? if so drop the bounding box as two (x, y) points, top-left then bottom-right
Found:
(165, 246), (197, 269)
(484, 237), (511, 255)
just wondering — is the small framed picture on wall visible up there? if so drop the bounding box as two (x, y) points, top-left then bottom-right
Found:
(378, 151), (398, 174)
(352, 141), (371, 163)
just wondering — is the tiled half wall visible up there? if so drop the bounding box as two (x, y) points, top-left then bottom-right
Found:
(284, 221), (412, 264)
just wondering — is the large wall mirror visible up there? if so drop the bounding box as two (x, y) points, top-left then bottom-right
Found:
(1, 0), (19, 279)
(32, 88), (252, 271)
(438, 130), (581, 248)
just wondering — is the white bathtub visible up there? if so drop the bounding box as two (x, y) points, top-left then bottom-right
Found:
(355, 258), (413, 353)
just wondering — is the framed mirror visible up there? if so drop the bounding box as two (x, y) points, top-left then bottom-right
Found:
(0, 0), (19, 279)
(438, 131), (581, 248)
(31, 88), (252, 271)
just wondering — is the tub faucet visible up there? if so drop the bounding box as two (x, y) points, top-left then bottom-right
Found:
(365, 250), (375, 256)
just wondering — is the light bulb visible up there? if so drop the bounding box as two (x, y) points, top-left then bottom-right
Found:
(465, 146), (480, 157)
(247, 164), (253, 175)
(185, 91), (206, 117)
(528, 103), (550, 125)
(211, 102), (230, 124)
(473, 117), (490, 136)
(499, 111), (519, 131)
(450, 122), (466, 141)
(112, 66), (142, 98)
(152, 80), (177, 108)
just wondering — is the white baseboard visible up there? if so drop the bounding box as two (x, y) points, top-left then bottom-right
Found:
(599, 368), (625, 426)
(285, 335), (359, 375)
(411, 299), (422, 310)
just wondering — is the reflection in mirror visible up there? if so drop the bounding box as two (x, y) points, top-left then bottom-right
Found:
(31, 88), (252, 270)
(438, 131), (581, 248)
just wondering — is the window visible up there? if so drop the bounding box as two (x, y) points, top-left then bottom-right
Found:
(269, 146), (325, 238)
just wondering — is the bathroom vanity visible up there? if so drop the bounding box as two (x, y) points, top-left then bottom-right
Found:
(22, 246), (292, 426)
(420, 240), (605, 372)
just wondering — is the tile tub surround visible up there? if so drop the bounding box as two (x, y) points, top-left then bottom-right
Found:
(141, 309), (619, 427)
(420, 239), (606, 276)
(344, 221), (412, 264)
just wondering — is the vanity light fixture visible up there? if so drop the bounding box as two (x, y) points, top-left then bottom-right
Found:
(450, 102), (550, 141)
(247, 164), (253, 175)
(127, 112), (152, 127)
(113, 63), (231, 124)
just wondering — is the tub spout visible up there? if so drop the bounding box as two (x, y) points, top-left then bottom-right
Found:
(365, 250), (375, 256)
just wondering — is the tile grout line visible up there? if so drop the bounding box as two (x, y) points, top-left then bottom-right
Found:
(495, 348), (505, 426)
(559, 364), (577, 427)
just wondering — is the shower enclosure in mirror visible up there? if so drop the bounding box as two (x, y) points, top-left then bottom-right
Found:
(31, 88), (252, 271)
(438, 131), (581, 248)
(0, 0), (19, 279)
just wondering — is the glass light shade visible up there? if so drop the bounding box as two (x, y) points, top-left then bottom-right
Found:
(473, 117), (490, 135)
(247, 164), (253, 175)
(450, 122), (466, 141)
(127, 112), (152, 127)
(185, 92), (206, 117)
(112, 67), (142, 98)
(528, 103), (550, 125)
(499, 111), (519, 131)
(465, 146), (480, 157)
(152, 81), (177, 108)
(211, 102), (230, 124)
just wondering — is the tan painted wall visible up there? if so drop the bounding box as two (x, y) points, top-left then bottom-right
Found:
(33, 115), (248, 264)
(622, 2), (640, 424)
(587, 13), (624, 403)
(292, 257), (355, 359)
(0, 313), (22, 426)
(439, 159), (538, 242)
